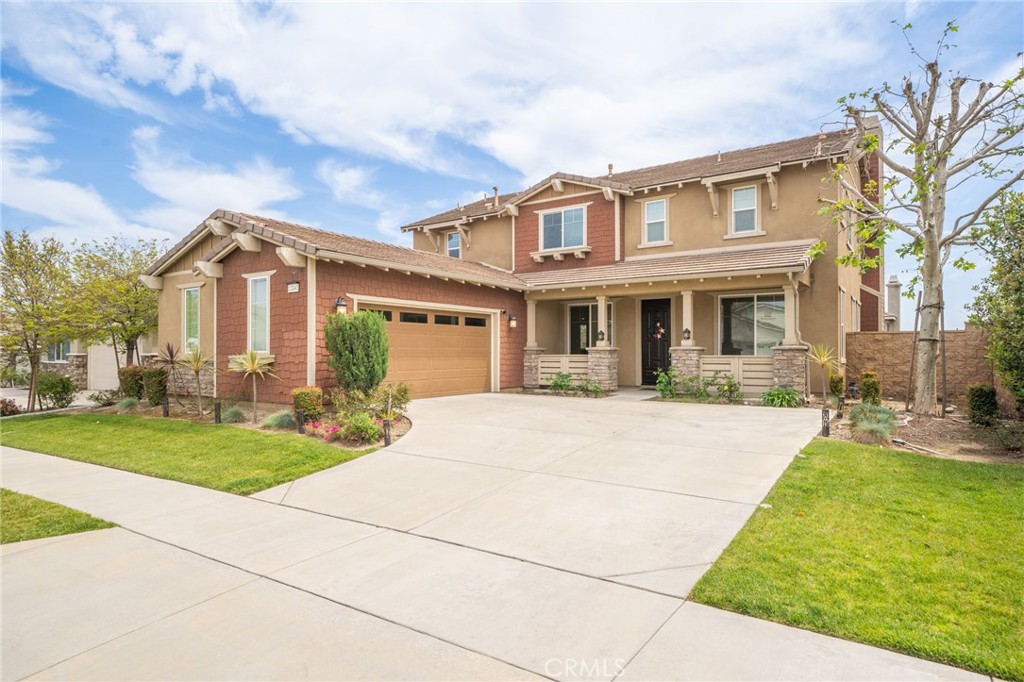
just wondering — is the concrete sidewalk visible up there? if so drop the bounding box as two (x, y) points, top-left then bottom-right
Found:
(1, 444), (984, 681)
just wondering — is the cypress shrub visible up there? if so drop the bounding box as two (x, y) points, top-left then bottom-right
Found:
(861, 370), (882, 405)
(291, 386), (325, 421)
(966, 384), (998, 426)
(324, 311), (389, 395)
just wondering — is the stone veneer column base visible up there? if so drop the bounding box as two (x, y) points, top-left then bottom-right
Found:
(586, 346), (619, 392)
(523, 347), (545, 389)
(772, 345), (809, 397)
(669, 346), (705, 380)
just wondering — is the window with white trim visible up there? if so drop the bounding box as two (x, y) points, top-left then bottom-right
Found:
(47, 340), (71, 362)
(249, 276), (270, 353)
(644, 199), (667, 244)
(731, 186), (757, 234)
(541, 206), (585, 250)
(568, 303), (613, 354)
(446, 232), (461, 259)
(183, 287), (200, 351)
(719, 294), (784, 356)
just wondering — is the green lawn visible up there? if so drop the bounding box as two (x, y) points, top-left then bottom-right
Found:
(1, 488), (115, 544)
(0, 413), (370, 495)
(691, 438), (1024, 681)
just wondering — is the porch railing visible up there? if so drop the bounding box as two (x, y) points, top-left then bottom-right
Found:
(701, 355), (774, 398)
(538, 354), (589, 385)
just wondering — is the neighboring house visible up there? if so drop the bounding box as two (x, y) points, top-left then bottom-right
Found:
(40, 339), (155, 391)
(143, 125), (888, 402)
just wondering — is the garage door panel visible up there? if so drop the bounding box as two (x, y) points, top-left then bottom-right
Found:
(372, 305), (492, 399)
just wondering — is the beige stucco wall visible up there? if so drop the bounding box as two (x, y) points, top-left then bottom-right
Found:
(155, 268), (216, 356)
(411, 217), (513, 271)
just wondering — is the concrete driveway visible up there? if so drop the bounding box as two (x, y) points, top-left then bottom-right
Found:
(1, 393), (983, 681)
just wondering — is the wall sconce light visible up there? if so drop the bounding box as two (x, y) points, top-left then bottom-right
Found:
(508, 315), (517, 328)
(334, 296), (347, 314)
(682, 328), (691, 340)
(597, 330), (606, 342)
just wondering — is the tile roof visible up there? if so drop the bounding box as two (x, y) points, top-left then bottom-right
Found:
(161, 210), (527, 289)
(402, 127), (859, 230)
(517, 240), (817, 289)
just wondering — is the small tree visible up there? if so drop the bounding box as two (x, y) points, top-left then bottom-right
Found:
(324, 310), (389, 395)
(74, 237), (162, 367)
(0, 230), (79, 411)
(818, 21), (1023, 415)
(968, 191), (1024, 417)
(228, 350), (278, 423)
(177, 347), (214, 416)
(807, 344), (838, 403)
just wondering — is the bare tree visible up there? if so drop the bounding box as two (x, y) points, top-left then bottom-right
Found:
(821, 21), (1023, 415)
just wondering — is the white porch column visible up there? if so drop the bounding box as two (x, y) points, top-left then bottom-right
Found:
(596, 295), (608, 346)
(680, 290), (695, 346)
(526, 298), (539, 349)
(783, 284), (799, 345)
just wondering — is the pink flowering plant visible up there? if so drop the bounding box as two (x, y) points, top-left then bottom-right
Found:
(305, 419), (343, 443)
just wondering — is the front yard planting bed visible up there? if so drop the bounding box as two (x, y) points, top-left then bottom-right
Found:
(691, 438), (1024, 680)
(1, 488), (115, 544)
(0, 413), (371, 495)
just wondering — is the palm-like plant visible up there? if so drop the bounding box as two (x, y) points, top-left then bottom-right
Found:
(177, 346), (214, 416)
(228, 350), (278, 423)
(807, 343), (838, 404)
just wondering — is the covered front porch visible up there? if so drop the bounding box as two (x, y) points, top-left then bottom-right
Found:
(521, 275), (809, 399)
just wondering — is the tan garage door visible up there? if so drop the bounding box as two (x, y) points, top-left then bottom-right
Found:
(365, 305), (492, 399)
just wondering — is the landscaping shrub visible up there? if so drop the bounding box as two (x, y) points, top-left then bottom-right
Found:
(761, 385), (802, 407)
(655, 367), (679, 398)
(994, 422), (1024, 452)
(116, 396), (140, 411)
(860, 371), (882, 405)
(142, 368), (168, 406)
(36, 372), (77, 409)
(118, 365), (145, 399)
(324, 310), (389, 395)
(221, 405), (246, 423)
(1, 397), (22, 416)
(829, 373), (845, 397)
(291, 386), (324, 421)
(849, 403), (896, 444)
(343, 412), (382, 443)
(966, 384), (999, 426)
(1, 366), (30, 387)
(87, 390), (120, 407)
(330, 387), (371, 415)
(575, 378), (604, 397)
(548, 372), (575, 392)
(714, 373), (743, 404)
(261, 410), (296, 430)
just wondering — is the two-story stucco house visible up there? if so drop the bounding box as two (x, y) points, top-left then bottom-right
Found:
(142, 125), (885, 403)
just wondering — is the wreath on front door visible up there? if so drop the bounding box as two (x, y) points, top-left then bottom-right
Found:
(649, 320), (666, 341)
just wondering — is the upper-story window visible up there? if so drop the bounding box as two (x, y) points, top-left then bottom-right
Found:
(248, 275), (270, 353)
(447, 231), (461, 258)
(731, 186), (758, 234)
(47, 340), (71, 362)
(183, 287), (200, 351)
(644, 199), (668, 244)
(541, 206), (585, 250)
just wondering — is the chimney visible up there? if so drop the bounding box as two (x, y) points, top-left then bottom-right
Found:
(607, 163), (614, 178)
(716, 151), (721, 162)
(886, 275), (902, 331)
(492, 186), (499, 209)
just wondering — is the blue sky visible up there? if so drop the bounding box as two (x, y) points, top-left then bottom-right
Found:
(2, 1), (1021, 328)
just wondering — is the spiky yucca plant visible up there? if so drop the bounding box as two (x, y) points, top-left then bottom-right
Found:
(177, 347), (214, 416)
(807, 344), (838, 403)
(228, 350), (278, 423)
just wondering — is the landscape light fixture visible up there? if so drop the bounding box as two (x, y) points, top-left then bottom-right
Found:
(334, 296), (347, 314)
(682, 328), (691, 341)
(509, 314), (517, 328)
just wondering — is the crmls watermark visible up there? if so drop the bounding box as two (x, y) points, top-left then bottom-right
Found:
(544, 658), (626, 679)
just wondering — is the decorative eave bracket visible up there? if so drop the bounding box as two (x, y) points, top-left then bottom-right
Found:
(457, 224), (472, 250)
(275, 246), (307, 268)
(205, 218), (234, 236)
(138, 274), (163, 290)
(765, 170), (778, 210)
(193, 260), (223, 279)
(231, 231), (261, 252)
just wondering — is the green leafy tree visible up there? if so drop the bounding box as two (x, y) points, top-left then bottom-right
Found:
(817, 21), (1023, 415)
(968, 191), (1024, 416)
(0, 230), (79, 411)
(74, 237), (163, 367)
(324, 310), (389, 394)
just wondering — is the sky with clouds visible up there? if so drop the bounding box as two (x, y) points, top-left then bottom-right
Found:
(1, 1), (1021, 327)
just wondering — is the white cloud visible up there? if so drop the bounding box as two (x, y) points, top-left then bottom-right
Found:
(315, 160), (385, 209)
(129, 126), (302, 231)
